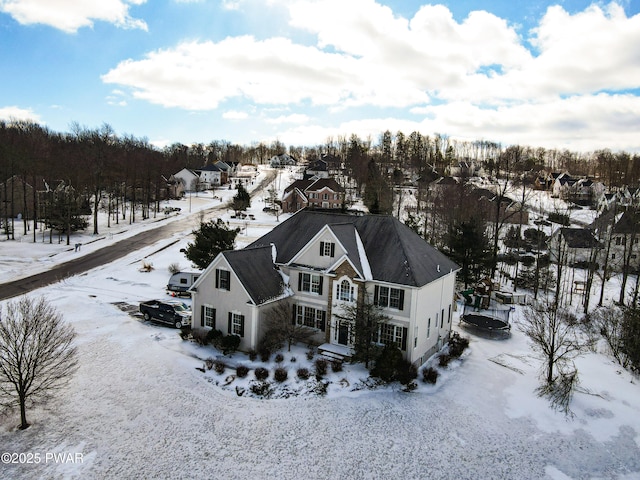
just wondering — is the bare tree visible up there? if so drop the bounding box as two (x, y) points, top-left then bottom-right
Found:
(520, 299), (594, 414)
(588, 305), (629, 368)
(261, 300), (316, 352)
(0, 296), (78, 430)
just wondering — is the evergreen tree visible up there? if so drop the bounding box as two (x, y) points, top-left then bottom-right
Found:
(446, 217), (491, 287)
(232, 183), (251, 212)
(185, 218), (239, 269)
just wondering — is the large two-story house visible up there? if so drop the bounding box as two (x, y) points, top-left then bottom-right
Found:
(190, 210), (459, 366)
(281, 178), (345, 213)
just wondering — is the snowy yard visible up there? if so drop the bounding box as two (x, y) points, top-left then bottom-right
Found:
(1, 170), (639, 479)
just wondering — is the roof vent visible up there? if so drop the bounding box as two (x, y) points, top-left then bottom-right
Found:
(437, 265), (440, 272)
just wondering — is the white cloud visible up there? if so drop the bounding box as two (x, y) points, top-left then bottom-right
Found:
(101, 1), (640, 151)
(222, 110), (249, 120)
(0, 0), (148, 33)
(0, 106), (42, 123)
(265, 113), (309, 124)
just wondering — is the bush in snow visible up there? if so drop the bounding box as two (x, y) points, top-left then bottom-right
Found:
(254, 367), (269, 380)
(290, 356), (296, 363)
(250, 381), (271, 396)
(306, 348), (315, 361)
(396, 361), (418, 385)
(371, 345), (403, 382)
(236, 365), (249, 378)
(213, 360), (226, 374)
(422, 367), (438, 384)
(248, 349), (258, 361)
(274, 367), (288, 382)
(331, 360), (343, 373)
(191, 328), (210, 346)
(275, 353), (284, 363)
(448, 332), (470, 358)
(297, 368), (310, 380)
(314, 358), (328, 377)
(204, 357), (215, 370)
(438, 353), (452, 368)
(168, 263), (181, 275)
(259, 347), (271, 362)
(220, 334), (241, 355)
(206, 328), (223, 345)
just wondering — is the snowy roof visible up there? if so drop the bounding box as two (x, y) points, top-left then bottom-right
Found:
(249, 210), (459, 287)
(223, 246), (286, 305)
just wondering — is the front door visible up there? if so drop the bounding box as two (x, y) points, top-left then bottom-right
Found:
(338, 323), (349, 346)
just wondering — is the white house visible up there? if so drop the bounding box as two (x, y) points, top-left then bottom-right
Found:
(197, 164), (223, 189)
(172, 168), (200, 192)
(548, 227), (602, 266)
(190, 210), (459, 366)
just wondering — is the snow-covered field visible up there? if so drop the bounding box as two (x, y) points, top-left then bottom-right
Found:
(1, 169), (639, 480)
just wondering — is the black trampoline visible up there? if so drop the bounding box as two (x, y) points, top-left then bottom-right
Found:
(460, 304), (511, 331)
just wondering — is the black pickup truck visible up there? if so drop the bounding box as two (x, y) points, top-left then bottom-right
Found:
(139, 299), (192, 329)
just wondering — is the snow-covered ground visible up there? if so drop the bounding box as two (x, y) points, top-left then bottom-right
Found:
(1, 169), (639, 480)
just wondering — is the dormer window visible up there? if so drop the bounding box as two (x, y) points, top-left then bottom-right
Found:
(320, 241), (335, 257)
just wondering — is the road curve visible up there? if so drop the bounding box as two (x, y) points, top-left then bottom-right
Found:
(0, 170), (276, 301)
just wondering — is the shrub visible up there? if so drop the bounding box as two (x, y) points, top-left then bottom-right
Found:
(331, 360), (343, 373)
(274, 367), (288, 382)
(306, 349), (315, 361)
(290, 356), (297, 363)
(259, 347), (271, 362)
(314, 358), (328, 377)
(438, 353), (452, 367)
(422, 367), (438, 384)
(275, 353), (284, 363)
(204, 357), (215, 370)
(220, 335), (241, 355)
(250, 381), (270, 396)
(206, 328), (223, 344)
(213, 360), (226, 374)
(191, 327), (210, 346)
(371, 345), (403, 382)
(168, 263), (181, 275)
(396, 361), (418, 385)
(254, 367), (269, 380)
(248, 349), (258, 361)
(448, 332), (470, 358)
(236, 365), (249, 378)
(179, 329), (190, 340)
(297, 368), (310, 380)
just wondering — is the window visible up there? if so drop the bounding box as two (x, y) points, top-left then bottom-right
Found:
(216, 269), (230, 290)
(298, 272), (323, 294)
(202, 305), (216, 328)
(441, 309), (444, 328)
(294, 305), (326, 331)
(427, 318), (431, 338)
(228, 312), (244, 337)
(615, 237), (621, 246)
(337, 279), (354, 302)
(374, 285), (405, 310)
(320, 241), (335, 257)
(612, 254), (616, 260)
(323, 193), (328, 200)
(378, 324), (407, 350)
(180, 278), (188, 285)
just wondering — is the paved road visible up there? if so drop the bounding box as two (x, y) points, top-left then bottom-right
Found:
(0, 170), (276, 301)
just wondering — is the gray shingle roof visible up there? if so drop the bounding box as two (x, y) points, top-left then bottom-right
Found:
(558, 228), (602, 249)
(223, 246), (285, 305)
(249, 210), (459, 287)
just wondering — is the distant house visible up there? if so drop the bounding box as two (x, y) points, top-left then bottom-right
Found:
(270, 153), (297, 168)
(229, 164), (258, 188)
(281, 178), (345, 213)
(610, 211), (640, 271)
(172, 168), (200, 192)
(548, 227), (602, 265)
(214, 161), (232, 184)
(305, 159), (329, 179)
(190, 210), (459, 366)
(198, 164), (223, 189)
(551, 173), (576, 199)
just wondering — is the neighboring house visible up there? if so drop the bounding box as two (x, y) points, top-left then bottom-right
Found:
(0, 175), (35, 219)
(548, 227), (602, 266)
(305, 159), (329, 179)
(610, 211), (640, 271)
(270, 153), (297, 168)
(173, 168), (200, 192)
(190, 210), (460, 366)
(566, 178), (605, 207)
(229, 164), (258, 188)
(198, 164), (223, 189)
(214, 161), (232, 185)
(281, 178), (345, 213)
(551, 173), (576, 199)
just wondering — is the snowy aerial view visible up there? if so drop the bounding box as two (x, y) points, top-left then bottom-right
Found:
(2, 1), (640, 479)
(0, 164), (639, 480)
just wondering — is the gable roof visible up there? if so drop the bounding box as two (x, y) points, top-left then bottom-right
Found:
(557, 228), (601, 249)
(248, 210), (459, 287)
(223, 246), (286, 305)
(613, 211), (640, 234)
(283, 178), (345, 195)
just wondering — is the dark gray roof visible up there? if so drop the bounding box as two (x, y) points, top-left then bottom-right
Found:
(559, 228), (602, 249)
(248, 210), (459, 287)
(613, 211), (640, 234)
(223, 246), (284, 305)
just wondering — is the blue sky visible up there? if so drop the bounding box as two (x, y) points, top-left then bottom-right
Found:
(1, 0), (639, 152)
